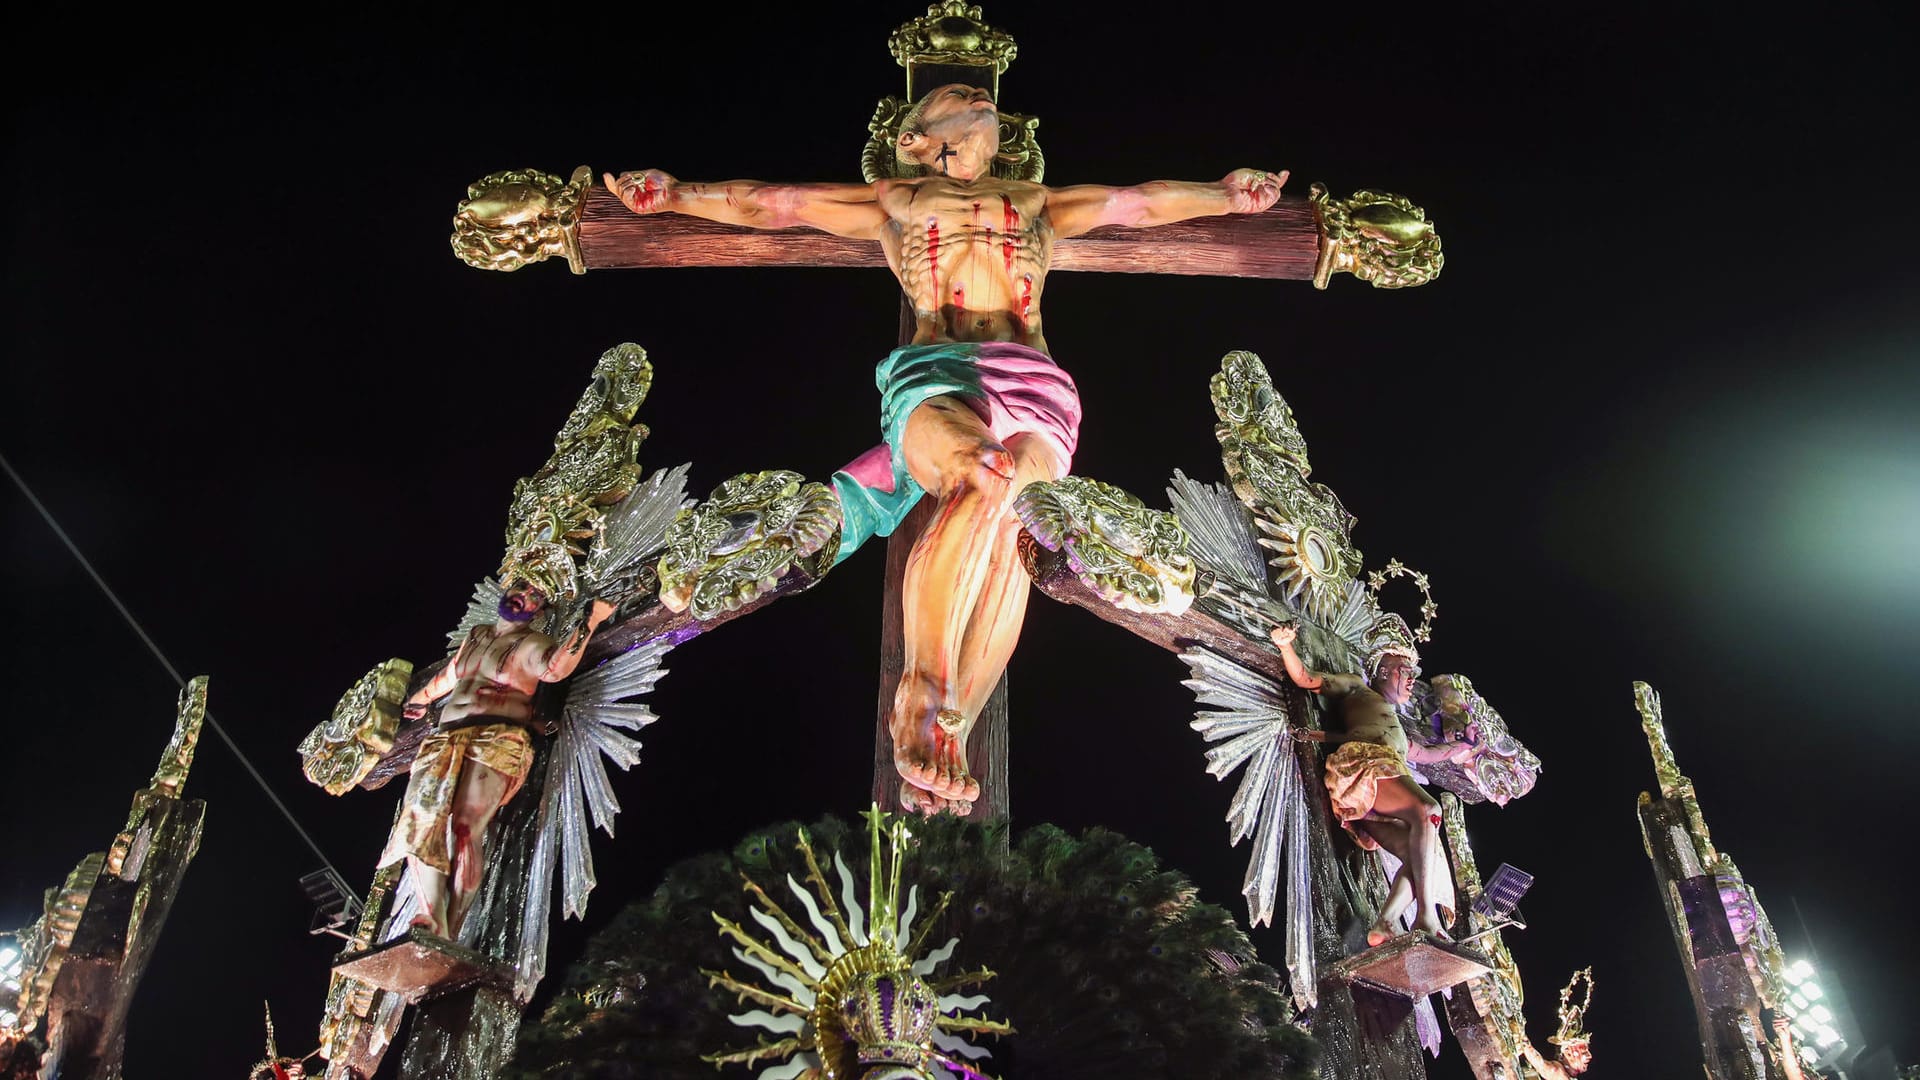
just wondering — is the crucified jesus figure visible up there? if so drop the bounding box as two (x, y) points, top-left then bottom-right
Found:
(607, 83), (1286, 814)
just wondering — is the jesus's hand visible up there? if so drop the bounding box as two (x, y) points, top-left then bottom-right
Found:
(604, 170), (677, 214)
(1223, 168), (1288, 214)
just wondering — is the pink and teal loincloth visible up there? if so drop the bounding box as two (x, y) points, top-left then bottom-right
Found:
(830, 341), (1082, 563)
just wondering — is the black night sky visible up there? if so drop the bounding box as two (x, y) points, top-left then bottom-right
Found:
(4, 6), (1916, 1077)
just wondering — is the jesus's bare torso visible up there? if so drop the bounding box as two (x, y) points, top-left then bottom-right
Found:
(878, 176), (1054, 353)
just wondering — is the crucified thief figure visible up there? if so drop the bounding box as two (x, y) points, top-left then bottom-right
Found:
(1270, 623), (1482, 944)
(606, 83), (1286, 815)
(380, 582), (614, 937)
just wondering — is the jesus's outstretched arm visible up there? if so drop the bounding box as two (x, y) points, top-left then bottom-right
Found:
(603, 170), (889, 240)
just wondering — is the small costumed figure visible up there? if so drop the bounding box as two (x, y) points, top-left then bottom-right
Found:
(1518, 968), (1594, 1078)
(1271, 614), (1482, 945)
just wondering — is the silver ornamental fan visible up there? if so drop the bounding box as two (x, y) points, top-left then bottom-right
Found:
(587, 462), (693, 588)
(1169, 471), (1320, 1008)
(1179, 646), (1316, 1009)
(515, 635), (673, 999)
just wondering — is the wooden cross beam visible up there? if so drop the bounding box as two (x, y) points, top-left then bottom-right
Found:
(577, 189), (1322, 279)
(451, 169), (1440, 289)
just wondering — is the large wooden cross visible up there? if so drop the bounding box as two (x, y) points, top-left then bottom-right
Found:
(450, 4), (1439, 823)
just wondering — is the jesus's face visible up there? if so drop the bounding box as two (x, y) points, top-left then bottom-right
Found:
(899, 84), (1000, 177)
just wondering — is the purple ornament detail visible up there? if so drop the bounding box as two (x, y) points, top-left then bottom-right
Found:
(876, 975), (897, 1035)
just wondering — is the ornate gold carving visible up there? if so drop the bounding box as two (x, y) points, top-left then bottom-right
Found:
(862, 98), (1045, 183)
(317, 864), (403, 1069)
(1425, 673), (1541, 806)
(1210, 350), (1363, 619)
(451, 165), (593, 274)
(501, 343), (655, 601)
(1633, 681), (1722, 869)
(300, 660), (414, 796)
(1015, 476), (1197, 614)
(1310, 183), (1444, 290)
(1444, 795), (1527, 1065)
(888, 2), (1018, 77)
(149, 675), (208, 799)
(657, 470), (841, 620)
(2, 853), (103, 1038)
(703, 809), (1010, 1078)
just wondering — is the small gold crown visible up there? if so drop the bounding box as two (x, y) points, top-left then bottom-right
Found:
(846, 966), (942, 1070)
(888, 2), (1018, 82)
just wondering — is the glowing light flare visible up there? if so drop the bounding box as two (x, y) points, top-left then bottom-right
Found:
(1815, 1026), (1841, 1048)
(1789, 959), (1815, 983)
(1809, 1004), (1833, 1024)
(1789, 992), (1809, 1011)
(1801, 982), (1823, 1000)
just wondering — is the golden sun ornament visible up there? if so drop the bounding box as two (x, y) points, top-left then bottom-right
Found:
(702, 807), (1011, 1080)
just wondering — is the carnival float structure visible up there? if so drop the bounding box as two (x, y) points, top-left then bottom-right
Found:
(2, 5), (1856, 1080)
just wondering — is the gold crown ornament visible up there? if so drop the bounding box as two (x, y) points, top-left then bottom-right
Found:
(1551, 967), (1594, 1048)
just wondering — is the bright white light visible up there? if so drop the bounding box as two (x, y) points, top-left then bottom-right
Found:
(1810, 1004), (1833, 1024)
(1789, 959), (1816, 983)
(1815, 1026), (1841, 1048)
(1801, 982), (1823, 1000)
(0, 945), (16, 965)
(0, 1009), (15, 1029)
(1789, 992), (1809, 1011)
(1800, 1046), (1819, 1064)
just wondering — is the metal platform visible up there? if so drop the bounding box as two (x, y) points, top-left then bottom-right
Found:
(332, 928), (510, 1004)
(1325, 931), (1495, 999)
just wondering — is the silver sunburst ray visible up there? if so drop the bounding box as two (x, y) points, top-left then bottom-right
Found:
(1168, 469), (1266, 593)
(1180, 644), (1317, 1009)
(514, 635), (673, 1000)
(586, 463), (693, 588)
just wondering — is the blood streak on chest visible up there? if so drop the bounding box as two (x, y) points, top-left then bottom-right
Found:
(1001, 195), (1018, 272)
(925, 217), (940, 300)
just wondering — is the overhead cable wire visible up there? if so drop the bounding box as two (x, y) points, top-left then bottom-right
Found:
(2, 451), (358, 905)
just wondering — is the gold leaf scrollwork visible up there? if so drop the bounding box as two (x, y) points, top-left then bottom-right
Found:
(1015, 476), (1197, 615)
(1210, 351), (1363, 619)
(1310, 183), (1444, 290)
(657, 470), (842, 621)
(887, 2), (1019, 75)
(1424, 674), (1541, 806)
(451, 165), (594, 274)
(149, 675), (209, 799)
(500, 343), (655, 602)
(299, 659), (414, 796)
